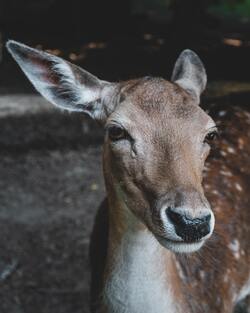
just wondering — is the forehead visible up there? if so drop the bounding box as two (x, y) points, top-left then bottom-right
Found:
(112, 77), (212, 131)
(121, 77), (189, 112)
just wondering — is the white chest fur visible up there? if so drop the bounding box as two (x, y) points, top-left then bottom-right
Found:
(104, 230), (177, 313)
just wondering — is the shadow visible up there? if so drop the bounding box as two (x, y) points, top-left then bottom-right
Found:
(0, 112), (103, 155)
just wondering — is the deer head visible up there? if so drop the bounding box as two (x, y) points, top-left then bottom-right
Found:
(7, 41), (217, 253)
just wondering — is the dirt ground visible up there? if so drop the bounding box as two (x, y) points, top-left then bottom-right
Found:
(0, 88), (249, 313)
(0, 95), (105, 313)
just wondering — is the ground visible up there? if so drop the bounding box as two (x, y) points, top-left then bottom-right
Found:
(0, 95), (104, 313)
(0, 88), (249, 313)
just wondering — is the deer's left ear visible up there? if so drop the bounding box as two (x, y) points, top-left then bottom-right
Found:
(171, 49), (207, 104)
(6, 40), (117, 122)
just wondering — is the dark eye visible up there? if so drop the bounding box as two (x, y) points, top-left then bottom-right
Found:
(204, 130), (219, 144)
(107, 125), (126, 141)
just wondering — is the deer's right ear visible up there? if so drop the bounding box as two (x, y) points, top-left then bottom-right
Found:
(6, 40), (117, 122)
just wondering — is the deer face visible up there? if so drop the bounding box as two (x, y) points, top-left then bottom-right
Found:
(103, 78), (216, 253)
(7, 41), (215, 253)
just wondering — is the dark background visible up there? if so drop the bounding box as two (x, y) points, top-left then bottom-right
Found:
(0, 1), (249, 312)
(2, 0), (250, 87)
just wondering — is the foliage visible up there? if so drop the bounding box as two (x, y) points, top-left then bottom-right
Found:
(209, 0), (250, 19)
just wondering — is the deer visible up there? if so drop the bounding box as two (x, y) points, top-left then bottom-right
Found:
(7, 40), (250, 313)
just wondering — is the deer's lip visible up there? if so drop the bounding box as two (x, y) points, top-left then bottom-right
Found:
(155, 235), (205, 253)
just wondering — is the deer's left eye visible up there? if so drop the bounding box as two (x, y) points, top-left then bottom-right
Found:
(204, 130), (219, 144)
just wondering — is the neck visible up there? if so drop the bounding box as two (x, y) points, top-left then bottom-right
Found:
(103, 193), (181, 313)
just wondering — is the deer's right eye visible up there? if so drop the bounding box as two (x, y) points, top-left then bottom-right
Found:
(107, 125), (126, 141)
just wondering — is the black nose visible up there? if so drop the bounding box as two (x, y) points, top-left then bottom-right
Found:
(166, 208), (211, 242)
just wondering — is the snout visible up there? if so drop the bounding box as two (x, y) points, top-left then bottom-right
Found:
(166, 208), (211, 242)
(155, 205), (215, 253)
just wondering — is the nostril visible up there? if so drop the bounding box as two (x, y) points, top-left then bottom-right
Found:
(204, 214), (211, 223)
(199, 222), (210, 237)
(166, 208), (185, 227)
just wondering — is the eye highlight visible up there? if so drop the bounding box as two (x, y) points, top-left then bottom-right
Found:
(107, 125), (126, 141)
(204, 129), (219, 145)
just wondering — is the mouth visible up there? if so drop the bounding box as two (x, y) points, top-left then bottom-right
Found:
(155, 235), (205, 253)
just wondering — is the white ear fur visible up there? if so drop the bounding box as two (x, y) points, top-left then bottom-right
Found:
(171, 49), (207, 103)
(6, 40), (116, 121)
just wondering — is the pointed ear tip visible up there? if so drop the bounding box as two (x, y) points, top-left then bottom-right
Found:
(6, 40), (23, 54)
(179, 49), (205, 70)
(6, 40), (13, 52)
(6, 39), (18, 49)
(181, 49), (199, 58)
(6, 40), (33, 55)
(182, 48), (194, 53)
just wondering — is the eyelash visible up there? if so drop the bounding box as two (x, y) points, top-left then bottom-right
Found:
(106, 124), (132, 142)
(204, 130), (219, 145)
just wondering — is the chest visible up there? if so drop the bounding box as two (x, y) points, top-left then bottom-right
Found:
(103, 232), (178, 313)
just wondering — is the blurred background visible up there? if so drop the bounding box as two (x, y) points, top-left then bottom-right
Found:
(0, 1), (250, 312)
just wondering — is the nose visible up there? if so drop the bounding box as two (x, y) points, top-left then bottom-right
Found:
(166, 208), (211, 242)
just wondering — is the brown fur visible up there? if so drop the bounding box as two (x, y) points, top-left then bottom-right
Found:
(90, 79), (250, 313)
